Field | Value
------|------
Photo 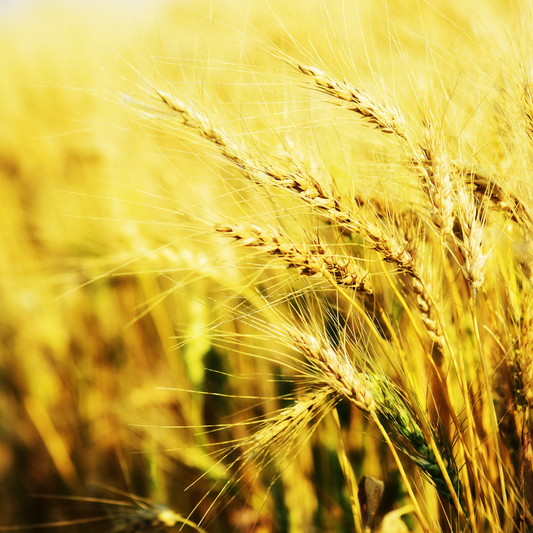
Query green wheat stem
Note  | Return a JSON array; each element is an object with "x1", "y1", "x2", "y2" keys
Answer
[{"x1": 370, "y1": 412, "x2": 430, "y2": 533}]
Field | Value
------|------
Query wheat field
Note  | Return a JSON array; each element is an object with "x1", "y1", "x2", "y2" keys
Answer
[{"x1": 0, "y1": 1, "x2": 532, "y2": 532}]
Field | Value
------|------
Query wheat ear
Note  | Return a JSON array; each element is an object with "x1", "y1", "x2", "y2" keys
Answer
[
  {"x1": 518, "y1": 295, "x2": 533, "y2": 521},
  {"x1": 242, "y1": 387, "x2": 335, "y2": 462},
  {"x1": 296, "y1": 64, "x2": 408, "y2": 140},
  {"x1": 413, "y1": 121, "x2": 456, "y2": 238},
  {"x1": 286, "y1": 326, "x2": 465, "y2": 520},
  {"x1": 293, "y1": 69, "x2": 449, "y2": 362},
  {"x1": 462, "y1": 164, "x2": 533, "y2": 230},
  {"x1": 287, "y1": 328, "x2": 375, "y2": 412},
  {"x1": 367, "y1": 374, "x2": 466, "y2": 516},
  {"x1": 454, "y1": 186, "x2": 489, "y2": 294},
  {"x1": 216, "y1": 222, "x2": 372, "y2": 294},
  {"x1": 524, "y1": 79, "x2": 533, "y2": 141}
]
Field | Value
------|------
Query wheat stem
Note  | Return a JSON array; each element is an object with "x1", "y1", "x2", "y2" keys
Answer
[
  {"x1": 332, "y1": 409, "x2": 364, "y2": 533},
  {"x1": 370, "y1": 413, "x2": 430, "y2": 533}
]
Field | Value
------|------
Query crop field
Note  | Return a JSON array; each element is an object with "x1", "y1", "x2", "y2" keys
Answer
[{"x1": 0, "y1": 1, "x2": 532, "y2": 532}]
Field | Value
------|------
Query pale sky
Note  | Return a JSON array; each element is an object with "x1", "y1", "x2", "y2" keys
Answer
[{"x1": 0, "y1": 0, "x2": 161, "y2": 15}]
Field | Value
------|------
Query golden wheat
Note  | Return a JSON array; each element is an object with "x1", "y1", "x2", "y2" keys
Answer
[{"x1": 5, "y1": 1, "x2": 533, "y2": 532}]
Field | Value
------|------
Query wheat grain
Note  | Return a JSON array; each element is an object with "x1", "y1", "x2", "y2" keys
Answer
[{"x1": 414, "y1": 121, "x2": 456, "y2": 238}]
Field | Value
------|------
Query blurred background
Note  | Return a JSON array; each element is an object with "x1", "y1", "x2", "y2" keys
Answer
[
  {"x1": 0, "y1": 0, "x2": 229, "y2": 529},
  {"x1": 0, "y1": 1, "x2": 340, "y2": 530}
]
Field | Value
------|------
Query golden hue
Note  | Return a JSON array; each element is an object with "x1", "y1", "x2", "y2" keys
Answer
[{"x1": 1, "y1": 1, "x2": 532, "y2": 532}]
